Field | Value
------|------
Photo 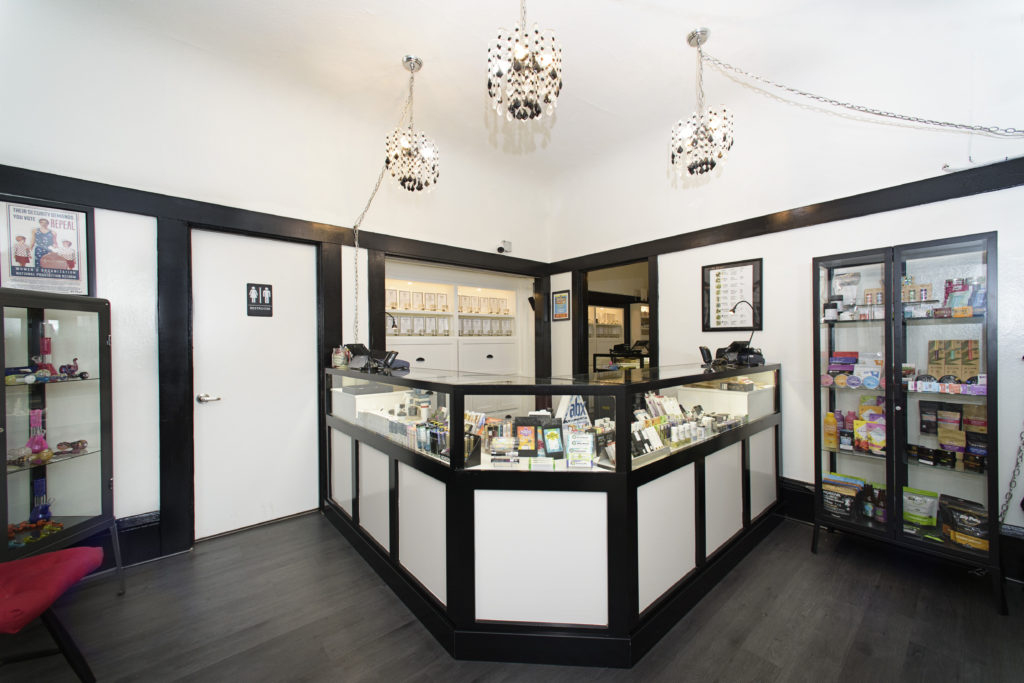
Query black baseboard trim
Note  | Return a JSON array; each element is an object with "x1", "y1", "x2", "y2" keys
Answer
[
  {"x1": 629, "y1": 511, "x2": 783, "y2": 664},
  {"x1": 323, "y1": 496, "x2": 782, "y2": 667},
  {"x1": 73, "y1": 511, "x2": 163, "y2": 570},
  {"x1": 784, "y1": 477, "x2": 1024, "y2": 583}
]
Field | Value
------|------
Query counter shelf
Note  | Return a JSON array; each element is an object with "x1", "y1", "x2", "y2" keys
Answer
[{"x1": 322, "y1": 363, "x2": 781, "y2": 667}]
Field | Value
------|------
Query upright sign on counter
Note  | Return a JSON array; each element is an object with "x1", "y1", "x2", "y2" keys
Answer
[{"x1": 247, "y1": 283, "x2": 273, "y2": 317}]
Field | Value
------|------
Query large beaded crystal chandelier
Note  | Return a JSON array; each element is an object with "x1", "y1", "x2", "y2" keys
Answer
[
  {"x1": 670, "y1": 28, "x2": 734, "y2": 176},
  {"x1": 486, "y1": 0, "x2": 563, "y2": 121},
  {"x1": 385, "y1": 55, "x2": 439, "y2": 192}
]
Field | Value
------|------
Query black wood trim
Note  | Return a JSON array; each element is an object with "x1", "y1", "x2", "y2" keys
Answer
[
  {"x1": 694, "y1": 456, "x2": 707, "y2": 568},
  {"x1": 571, "y1": 270, "x2": 588, "y2": 375},
  {"x1": 319, "y1": 245, "x2": 341, "y2": 508},
  {"x1": 389, "y1": 457, "x2": 400, "y2": 565},
  {"x1": 0, "y1": 164, "x2": 547, "y2": 274},
  {"x1": 647, "y1": 255, "x2": 659, "y2": 367},
  {"x1": 367, "y1": 249, "x2": 386, "y2": 348},
  {"x1": 156, "y1": 218, "x2": 194, "y2": 555},
  {"x1": 629, "y1": 512, "x2": 783, "y2": 664},
  {"x1": 547, "y1": 157, "x2": 1024, "y2": 273},
  {"x1": 446, "y1": 473, "x2": 475, "y2": 628},
  {"x1": 741, "y1": 438, "x2": 751, "y2": 527},
  {"x1": 533, "y1": 276, "x2": 552, "y2": 387},
  {"x1": 351, "y1": 438, "x2": 360, "y2": 525}
]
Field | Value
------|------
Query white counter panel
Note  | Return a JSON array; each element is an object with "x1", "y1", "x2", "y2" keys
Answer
[
  {"x1": 705, "y1": 443, "x2": 743, "y2": 556},
  {"x1": 358, "y1": 443, "x2": 390, "y2": 552},
  {"x1": 637, "y1": 463, "x2": 696, "y2": 612},
  {"x1": 398, "y1": 462, "x2": 447, "y2": 605},
  {"x1": 330, "y1": 429, "x2": 353, "y2": 515},
  {"x1": 749, "y1": 429, "x2": 777, "y2": 520},
  {"x1": 475, "y1": 490, "x2": 607, "y2": 626}
]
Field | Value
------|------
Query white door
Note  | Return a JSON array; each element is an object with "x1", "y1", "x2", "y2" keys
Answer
[{"x1": 191, "y1": 230, "x2": 319, "y2": 539}]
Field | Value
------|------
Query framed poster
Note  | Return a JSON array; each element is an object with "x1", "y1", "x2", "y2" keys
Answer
[
  {"x1": 552, "y1": 289, "x2": 570, "y2": 321},
  {"x1": 0, "y1": 198, "x2": 93, "y2": 295},
  {"x1": 702, "y1": 258, "x2": 762, "y2": 332}
]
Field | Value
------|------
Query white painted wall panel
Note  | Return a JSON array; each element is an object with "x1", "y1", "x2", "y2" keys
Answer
[
  {"x1": 705, "y1": 443, "x2": 744, "y2": 556},
  {"x1": 637, "y1": 464, "x2": 696, "y2": 612},
  {"x1": 358, "y1": 443, "x2": 391, "y2": 552},
  {"x1": 330, "y1": 430, "x2": 353, "y2": 515},
  {"x1": 749, "y1": 429, "x2": 777, "y2": 520},
  {"x1": 398, "y1": 463, "x2": 447, "y2": 605},
  {"x1": 94, "y1": 209, "x2": 161, "y2": 519},
  {"x1": 475, "y1": 489, "x2": 607, "y2": 625}
]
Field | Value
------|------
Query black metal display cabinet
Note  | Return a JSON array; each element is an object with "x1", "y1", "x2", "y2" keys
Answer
[
  {"x1": 2, "y1": 288, "x2": 122, "y2": 575},
  {"x1": 811, "y1": 232, "x2": 1002, "y2": 611}
]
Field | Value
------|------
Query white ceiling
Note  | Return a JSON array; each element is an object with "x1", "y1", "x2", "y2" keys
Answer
[{"x1": 95, "y1": 0, "x2": 1024, "y2": 180}]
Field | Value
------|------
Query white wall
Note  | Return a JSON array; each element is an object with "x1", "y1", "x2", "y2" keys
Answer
[
  {"x1": 94, "y1": 210, "x2": 161, "y2": 518},
  {"x1": 542, "y1": 4, "x2": 1024, "y2": 262},
  {"x1": 550, "y1": 272, "x2": 573, "y2": 377},
  {"x1": 0, "y1": 1, "x2": 552, "y2": 262},
  {"x1": 658, "y1": 186, "x2": 1024, "y2": 528}
]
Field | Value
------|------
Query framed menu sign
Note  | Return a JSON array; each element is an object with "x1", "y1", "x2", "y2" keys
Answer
[{"x1": 702, "y1": 258, "x2": 762, "y2": 332}]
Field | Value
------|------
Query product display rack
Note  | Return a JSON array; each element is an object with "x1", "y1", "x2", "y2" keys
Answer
[
  {"x1": 811, "y1": 232, "x2": 1002, "y2": 612},
  {"x1": 322, "y1": 362, "x2": 782, "y2": 666},
  {"x1": 1, "y1": 288, "x2": 123, "y2": 582}
]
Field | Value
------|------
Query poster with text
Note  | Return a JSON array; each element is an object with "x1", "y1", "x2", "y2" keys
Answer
[
  {"x1": 1, "y1": 201, "x2": 90, "y2": 295},
  {"x1": 701, "y1": 258, "x2": 762, "y2": 332}
]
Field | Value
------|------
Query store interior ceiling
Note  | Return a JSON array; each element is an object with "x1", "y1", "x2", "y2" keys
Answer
[{"x1": 96, "y1": 0, "x2": 1022, "y2": 178}]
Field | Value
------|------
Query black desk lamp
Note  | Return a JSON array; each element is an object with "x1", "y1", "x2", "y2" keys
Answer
[
  {"x1": 713, "y1": 299, "x2": 765, "y2": 366},
  {"x1": 384, "y1": 311, "x2": 399, "y2": 333}
]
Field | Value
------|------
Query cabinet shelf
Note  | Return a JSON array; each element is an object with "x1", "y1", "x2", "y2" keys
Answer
[
  {"x1": 820, "y1": 319, "x2": 885, "y2": 326},
  {"x1": 903, "y1": 315, "x2": 985, "y2": 326},
  {"x1": 6, "y1": 448, "x2": 101, "y2": 475},
  {"x1": 905, "y1": 458, "x2": 985, "y2": 478},
  {"x1": 822, "y1": 447, "x2": 886, "y2": 461},
  {"x1": 386, "y1": 308, "x2": 453, "y2": 316},
  {"x1": 458, "y1": 312, "x2": 514, "y2": 319},
  {"x1": 904, "y1": 390, "x2": 986, "y2": 402},
  {"x1": 5, "y1": 376, "x2": 100, "y2": 390}
]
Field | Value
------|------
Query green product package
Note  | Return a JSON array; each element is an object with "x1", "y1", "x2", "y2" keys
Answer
[{"x1": 902, "y1": 486, "x2": 939, "y2": 536}]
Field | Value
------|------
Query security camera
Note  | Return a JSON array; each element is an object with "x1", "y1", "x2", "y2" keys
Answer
[{"x1": 496, "y1": 240, "x2": 512, "y2": 254}]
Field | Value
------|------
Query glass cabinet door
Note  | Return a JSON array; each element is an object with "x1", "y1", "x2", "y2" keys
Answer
[
  {"x1": 894, "y1": 234, "x2": 994, "y2": 558},
  {"x1": 815, "y1": 252, "x2": 892, "y2": 535},
  {"x1": 4, "y1": 303, "x2": 104, "y2": 552}
]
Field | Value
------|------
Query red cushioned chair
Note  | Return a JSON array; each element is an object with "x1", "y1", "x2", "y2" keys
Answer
[{"x1": 1, "y1": 546, "x2": 103, "y2": 682}]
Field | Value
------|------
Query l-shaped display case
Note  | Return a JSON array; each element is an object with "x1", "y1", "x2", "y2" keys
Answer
[{"x1": 322, "y1": 362, "x2": 781, "y2": 667}]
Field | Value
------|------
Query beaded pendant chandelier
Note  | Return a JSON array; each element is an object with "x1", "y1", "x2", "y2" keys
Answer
[
  {"x1": 670, "y1": 28, "x2": 734, "y2": 176},
  {"x1": 486, "y1": 0, "x2": 563, "y2": 121},
  {"x1": 385, "y1": 55, "x2": 440, "y2": 192}
]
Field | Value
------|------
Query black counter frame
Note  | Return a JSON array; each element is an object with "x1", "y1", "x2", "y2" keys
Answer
[{"x1": 322, "y1": 363, "x2": 782, "y2": 666}]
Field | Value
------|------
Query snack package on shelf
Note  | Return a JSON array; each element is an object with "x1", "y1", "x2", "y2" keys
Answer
[
  {"x1": 902, "y1": 487, "x2": 940, "y2": 538},
  {"x1": 939, "y1": 494, "x2": 989, "y2": 552}
]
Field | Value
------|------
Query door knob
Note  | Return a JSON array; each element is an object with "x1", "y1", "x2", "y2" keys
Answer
[{"x1": 196, "y1": 393, "x2": 222, "y2": 404}]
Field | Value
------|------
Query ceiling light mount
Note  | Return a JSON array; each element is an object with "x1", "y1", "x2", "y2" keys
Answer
[
  {"x1": 402, "y1": 55, "x2": 422, "y2": 73},
  {"x1": 686, "y1": 28, "x2": 709, "y2": 49}
]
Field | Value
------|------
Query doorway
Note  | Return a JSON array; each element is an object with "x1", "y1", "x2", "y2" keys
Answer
[
  {"x1": 191, "y1": 230, "x2": 319, "y2": 539},
  {"x1": 575, "y1": 260, "x2": 653, "y2": 374}
]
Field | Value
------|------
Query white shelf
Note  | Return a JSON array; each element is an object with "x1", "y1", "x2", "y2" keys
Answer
[
  {"x1": 458, "y1": 312, "x2": 514, "y2": 318},
  {"x1": 387, "y1": 308, "x2": 454, "y2": 316}
]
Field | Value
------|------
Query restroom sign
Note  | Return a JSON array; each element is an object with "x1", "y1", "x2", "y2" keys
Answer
[{"x1": 247, "y1": 283, "x2": 273, "y2": 317}]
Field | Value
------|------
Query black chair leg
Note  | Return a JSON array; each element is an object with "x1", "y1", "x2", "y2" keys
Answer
[{"x1": 39, "y1": 608, "x2": 96, "y2": 683}]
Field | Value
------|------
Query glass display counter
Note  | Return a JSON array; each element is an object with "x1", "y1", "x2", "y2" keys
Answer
[{"x1": 323, "y1": 362, "x2": 781, "y2": 667}]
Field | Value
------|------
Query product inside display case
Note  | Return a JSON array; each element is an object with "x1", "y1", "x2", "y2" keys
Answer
[
  {"x1": 5, "y1": 304, "x2": 103, "y2": 551},
  {"x1": 330, "y1": 373, "x2": 453, "y2": 465},
  {"x1": 629, "y1": 370, "x2": 775, "y2": 469},
  {"x1": 897, "y1": 241, "x2": 990, "y2": 554},
  {"x1": 816, "y1": 258, "x2": 890, "y2": 532}
]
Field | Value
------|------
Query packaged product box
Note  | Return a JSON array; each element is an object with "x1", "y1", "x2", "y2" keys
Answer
[
  {"x1": 939, "y1": 494, "x2": 989, "y2": 552},
  {"x1": 962, "y1": 404, "x2": 987, "y2": 433},
  {"x1": 903, "y1": 487, "x2": 939, "y2": 537},
  {"x1": 919, "y1": 400, "x2": 939, "y2": 434},
  {"x1": 823, "y1": 472, "x2": 865, "y2": 520}
]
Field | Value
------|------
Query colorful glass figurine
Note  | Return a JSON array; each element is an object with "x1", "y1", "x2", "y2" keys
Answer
[{"x1": 26, "y1": 409, "x2": 50, "y2": 453}]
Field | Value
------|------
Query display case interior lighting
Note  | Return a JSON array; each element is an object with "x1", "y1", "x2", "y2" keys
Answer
[
  {"x1": 670, "y1": 28, "x2": 735, "y2": 177},
  {"x1": 486, "y1": 0, "x2": 563, "y2": 122}
]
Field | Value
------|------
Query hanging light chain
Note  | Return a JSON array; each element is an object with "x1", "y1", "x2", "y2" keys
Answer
[
  {"x1": 702, "y1": 51, "x2": 1024, "y2": 137},
  {"x1": 408, "y1": 70, "x2": 415, "y2": 131},
  {"x1": 519, "y1": 0, "x2": 527, "y2": 29},
  {"x1": 695, "y1": 41, "x2": 705, "y2": 115}
]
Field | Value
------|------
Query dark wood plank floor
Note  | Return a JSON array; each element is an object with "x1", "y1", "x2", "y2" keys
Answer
[{"x1": 3, "y1": 514, "x2": 1022, "y2": 682}]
